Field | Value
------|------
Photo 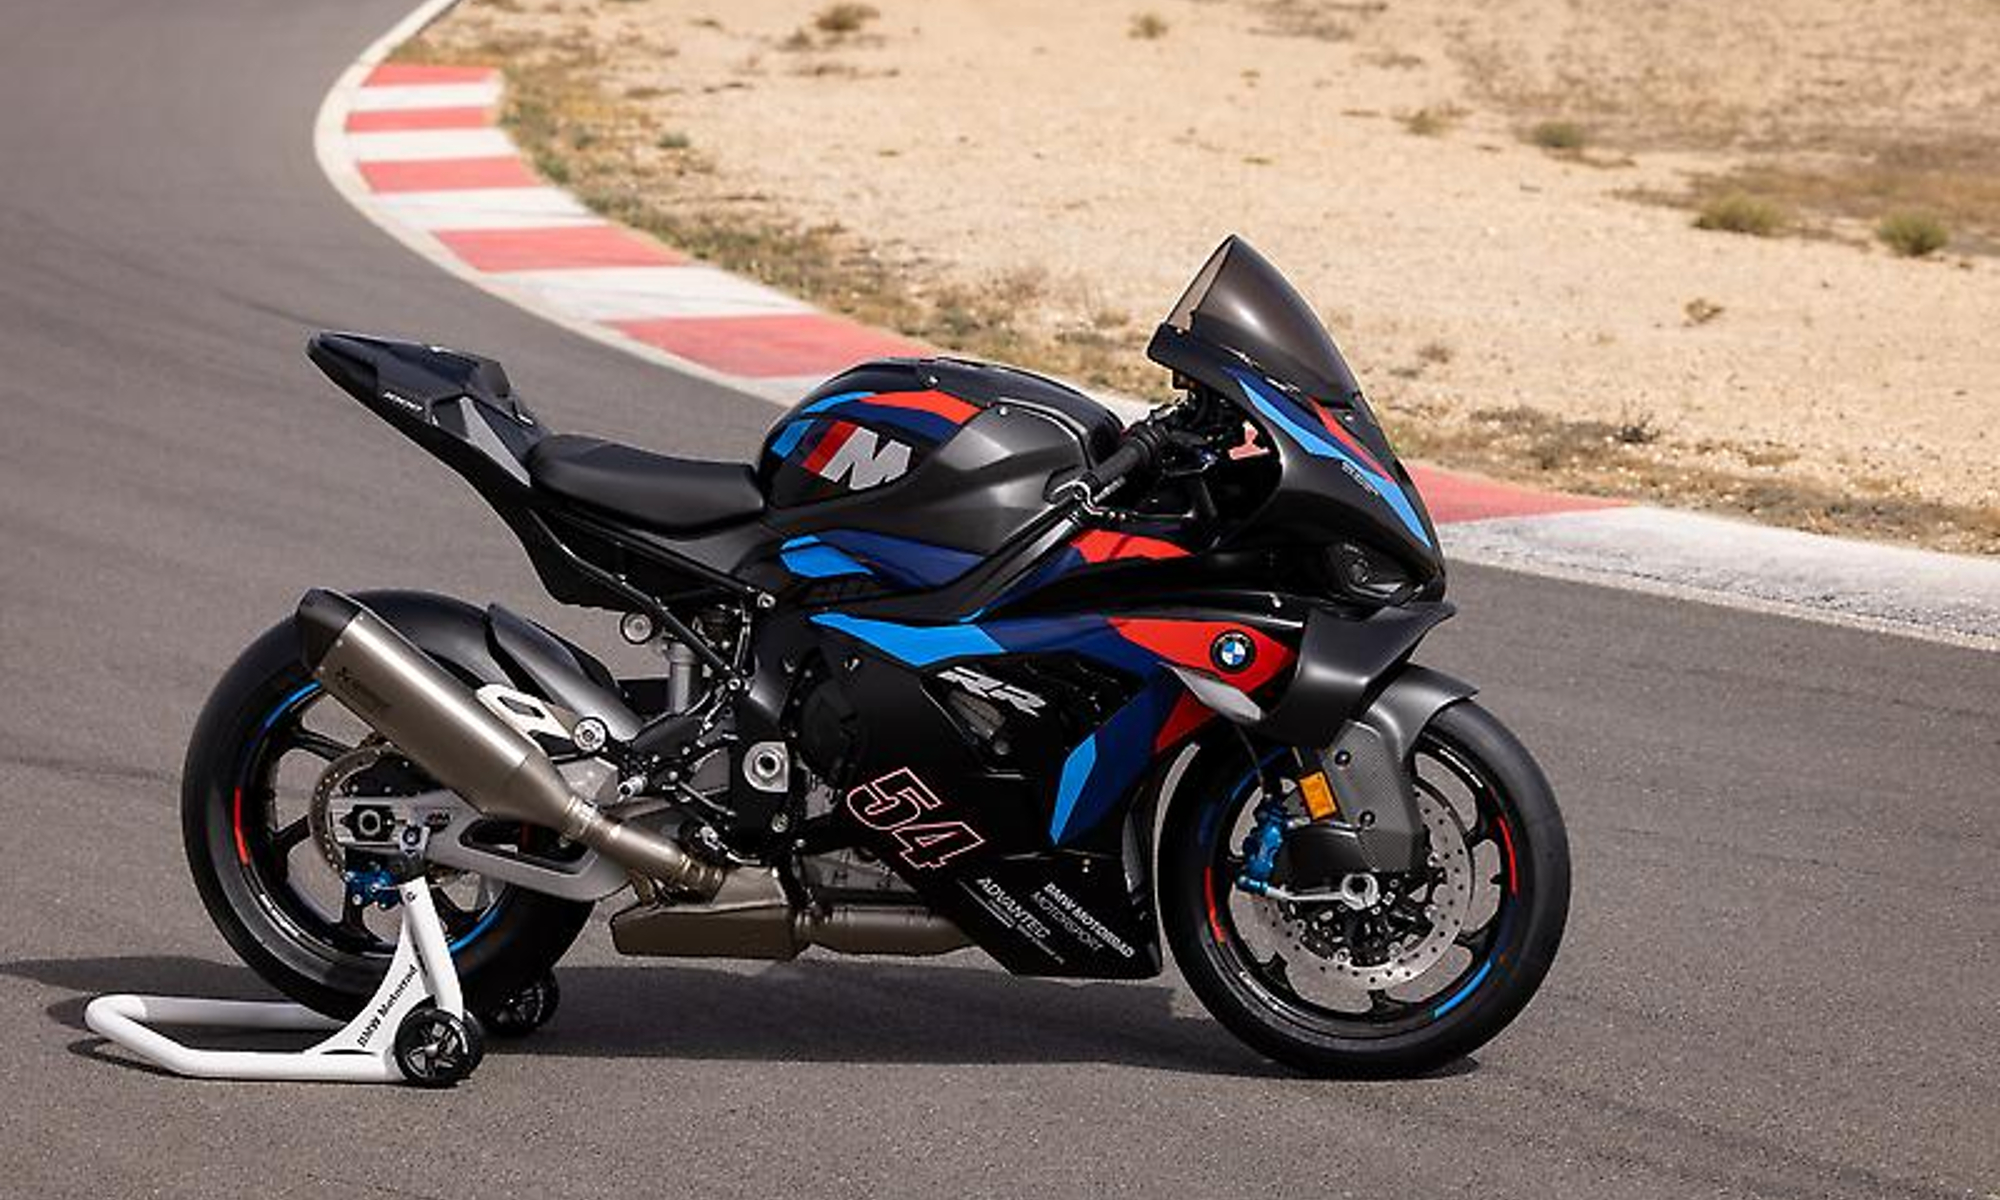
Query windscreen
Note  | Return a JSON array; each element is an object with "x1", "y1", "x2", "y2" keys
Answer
[{"x1": 1163, "y1": 237, "x2": 1362, "y2": 404}]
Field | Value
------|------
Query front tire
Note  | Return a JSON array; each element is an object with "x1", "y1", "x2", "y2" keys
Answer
[
  {"x1": 1161, "y1": 700, "x2": 1569, "y2": 1076},
  {"x1": 182, "y1": 613, "x2": 592, "y2": 1019}
]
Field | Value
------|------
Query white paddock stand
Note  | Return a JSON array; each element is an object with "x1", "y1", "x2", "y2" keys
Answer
[{"x1": 85, "y1": 881, "x2": 481, "y2": 1086}]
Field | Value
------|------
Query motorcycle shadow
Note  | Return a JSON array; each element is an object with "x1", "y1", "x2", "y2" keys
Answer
[
  {"x1": 521, "y1": 958, "x2": 1285, "y2": 1077},
  {"x1": 5, "y1": 954, "x2": 1480, "y2": 1080}
]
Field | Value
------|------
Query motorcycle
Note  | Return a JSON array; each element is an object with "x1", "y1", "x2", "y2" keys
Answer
[{"x1": 183, "y1": 236, "x2": 1569, "y2": 1078}]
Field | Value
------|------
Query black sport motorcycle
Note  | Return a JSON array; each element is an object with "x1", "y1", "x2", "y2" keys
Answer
[{"x1": 184, "y1": 237, "x2": 1569, "y2": 1076}]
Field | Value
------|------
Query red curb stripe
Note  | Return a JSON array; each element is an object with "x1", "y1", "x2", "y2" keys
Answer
[
  {"x1": 611, "y1": 313, "x2": 927, "y2": 378},
  {"x1": 346, "y1": 106, "x2": 493, "y2": 132},
  {"x1": 363, "y1": 63, "x2": 498, "y2": 87},
  {"x1": 1409, "y1": 464, "x2": 1623, "y2": 525},
  {"x1": 433, "y1": 225, "x2": 687, "y2": 272},
  {"x1": 358, "y1": 156, "x2": 539, "y2": 193}
]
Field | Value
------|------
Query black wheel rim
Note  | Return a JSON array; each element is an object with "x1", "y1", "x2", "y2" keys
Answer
[
  {"x1": 1199, "y1": 730, "x2": 1526, "y2": 1041},
  {"x1": 230, "y1": 681, "x2": 510, "y2": 967}
]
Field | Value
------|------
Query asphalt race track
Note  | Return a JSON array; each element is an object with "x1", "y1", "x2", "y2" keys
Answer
[{"x1": 1, "y1": 2, "x2": 1994, "y2": 1197}]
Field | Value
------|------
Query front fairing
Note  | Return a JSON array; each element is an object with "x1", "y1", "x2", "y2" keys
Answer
[{"x1": 1148, "y1": 238, "x2": 1443, "y2": 586}]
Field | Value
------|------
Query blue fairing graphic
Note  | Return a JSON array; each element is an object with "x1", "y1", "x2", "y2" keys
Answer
[
  {"x1": 812, "y1": 614, "x2": 1003, "y2": 666},
  {"x1": 769, "y1": 391, "x2": 964, "y2": 458},
  {"x1": 1047, "y1": 678, "x2": 1180, "y2": 844},
  {"x1": 811, "y1": 612, "x2": 1181, "y2": 844},
  {"x1": 816, "y1": 530, "x2": 981, "y2": 589},
  {"x1": 1230, "y1": 369, "x2": 1432, "y2": 548},
  {"x1": 779, "y1": 536, "x2": 872, "y2": 579},
  {"x1": 769, "y1": 390, "x2": 873, "y2": 458},
  {"x1": 779, "y1": 531, "x2": 982, "y2": 588}
]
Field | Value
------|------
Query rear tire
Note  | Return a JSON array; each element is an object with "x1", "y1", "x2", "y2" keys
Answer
[
  {"x1": 1160, "y1": 700, "x2": 1569, "y2": 1076},
  {"x1": 182, "y1": 614, "x2": 592, "y2": 1019}
]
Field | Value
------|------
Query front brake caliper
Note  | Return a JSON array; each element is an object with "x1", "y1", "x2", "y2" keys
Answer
[{"x1": 1236, "y1": 751, "x2": 1343, "y2": 897}]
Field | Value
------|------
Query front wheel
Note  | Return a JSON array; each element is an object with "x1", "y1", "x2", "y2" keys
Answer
[{"x1": 1160, "y1": 700, "x2": 1569, "y2": 1076}]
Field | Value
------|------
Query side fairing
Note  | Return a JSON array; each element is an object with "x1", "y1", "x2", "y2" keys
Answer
[{"x1": 802, "y1": 607, "x2": 1299, "y2": 977}]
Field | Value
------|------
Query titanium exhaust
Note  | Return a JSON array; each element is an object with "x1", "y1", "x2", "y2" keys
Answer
[
  {"x1": 295, "y1": 589, "x2": 724, "y2": 898},
  {"x1": 608, "y1": 868, "x2": 969, "y2": 959}
]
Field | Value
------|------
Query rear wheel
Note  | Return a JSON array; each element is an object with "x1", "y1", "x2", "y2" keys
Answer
[
  {"x1": 182, "y1": 619, "x2": 592, "y2": 1019},
  {"x1": 1160, "y1": 700, "x2": 1569, "y2": 1076}
]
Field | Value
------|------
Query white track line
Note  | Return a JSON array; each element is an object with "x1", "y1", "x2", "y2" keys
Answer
[
  {"x1": 1447, "y1": 507, "x2": 2000, "y2": 651},
  {"x1": 345, "y1": 128, "x2": 516, "y2": 161},
  {"x1": 367, "y1": 187, "x2": 599, "y2": 230},
  {"x1": 502, "y1": 266, "x2": 811, "y2": 321},
  {"x1": 348, "y1": 81, "x2": 501, "y2": 111}
]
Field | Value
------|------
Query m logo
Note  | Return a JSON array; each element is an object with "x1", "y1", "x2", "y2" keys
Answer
[{"x1": 813, "y1": 425, "x2": 911, "y2": 490}]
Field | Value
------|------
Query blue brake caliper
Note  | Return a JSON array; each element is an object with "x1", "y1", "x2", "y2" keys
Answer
[{"x1": 1236, "y1": 787, "x2": 1289, "y2": 897}]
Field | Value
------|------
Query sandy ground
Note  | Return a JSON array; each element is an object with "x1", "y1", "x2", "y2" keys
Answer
[{"x1": 422, "y1": 0, "x2": 2000, "y2": 542}]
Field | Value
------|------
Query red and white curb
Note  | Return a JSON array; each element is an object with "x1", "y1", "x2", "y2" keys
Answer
[
  {"x1": 315, "y1": 6, "x2": 921, "y2": 405},
  {"x1": 317, "y1": 1, "x2": 2000, "y2": 652}
]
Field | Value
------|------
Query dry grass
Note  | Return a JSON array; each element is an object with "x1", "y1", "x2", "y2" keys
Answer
[
  {"x1": 1877, "y1": 211, "x2": 1950, "y2": 258},
  {"x1": 1692, "y1": 192, "x2": 1786, "y2": 237},
  {"x1": 813, "y1": 3, "x2": 878, "y2": 35},
  {"x1": 1662, "y1": 149, "x2": 1997, "y2": 254},
  {"x1": 1387, "y1": 403, "x2": 2000, "y2": 555},
  {"x1": 1400, "y1": 105, "x2": 1463, "y2": 137},
  {"x1": 1527, "y1": 120, "x2": 1586, "y2": 152},
  {"x1": 1251, "y1": 0, "x2": 1356, "y2": 41}
]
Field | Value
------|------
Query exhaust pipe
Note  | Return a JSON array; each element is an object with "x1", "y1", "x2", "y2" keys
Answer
[
  {"x1": 296, "y1": 589, "x2": 724, "y2": 898},
  {"x1": 609, "y1": 868, "x2": 969, "y2": 960}
]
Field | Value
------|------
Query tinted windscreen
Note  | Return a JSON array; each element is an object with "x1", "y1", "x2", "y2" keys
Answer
[{"x1": 1163, "y1": 236, "x2": 1361, "y2": 403}]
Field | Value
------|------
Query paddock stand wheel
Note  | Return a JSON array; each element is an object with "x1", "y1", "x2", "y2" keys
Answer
[
  {"x1": 84, "y1": 880, "x2": 482, "y2": 1086},
  {"x1": 480, "y1": 971, "x2": 560, "y2": 1039},
  {"x1": 394, "y1": 1004, "x2": 485, "y2": 1087}
]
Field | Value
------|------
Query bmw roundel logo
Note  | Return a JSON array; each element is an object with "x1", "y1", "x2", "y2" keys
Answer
[{"x1": 1210, "y1": 630, "x2": 1256, "y2": 674}]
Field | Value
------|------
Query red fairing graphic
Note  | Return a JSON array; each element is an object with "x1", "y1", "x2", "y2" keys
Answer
[
  {"x1": 1108, "y1": 618, "x2": 1295, "y2": 692},
  {"x1": 1070, "y1": 530, "x2": 1189, "y2": 563},
  {"x1": 862, "y1": 389, "x2": 980, "y2": 425},
  {"x1": 1108, "y1": 618, "x2": 1298, "y2": 753}
]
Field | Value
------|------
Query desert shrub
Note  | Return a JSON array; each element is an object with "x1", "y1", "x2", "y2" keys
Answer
[
  {"x1": 1528, "y1": 120, "x2": 1586, "y2": 152},
  {"x1": 814, "y1": 3, "x2": 879, "y2": 34},
  {"x1": 1876, "y1": 211, "x2": 1949, "y2": 257},
  {"x1": 1130, "y1": 12, "x2": 1169, "y2": 39},
  {"x1": 1693, "y1": 192, "x2": 1786, "y2": 236},
  {"x1": 1401, "y1": 106, "x2": 1460, "y2": 137}
]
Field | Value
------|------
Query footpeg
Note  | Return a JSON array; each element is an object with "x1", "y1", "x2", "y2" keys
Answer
[{"x1": 84, "y1": 882, "x2": 481, "y2": 1086}]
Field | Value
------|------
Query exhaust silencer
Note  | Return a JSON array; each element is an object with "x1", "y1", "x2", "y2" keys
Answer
[{"x1": 296, "y1": 589, "x2": 724, "y2": 898}]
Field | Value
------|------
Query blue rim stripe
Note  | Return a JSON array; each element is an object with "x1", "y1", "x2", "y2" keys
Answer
[
  {"x1": 1430, "y1": 957, "x2": 1494, "y2": 1016},
  {"x1": 260, "y1": 682, "x2": 320, "y2": 732},
  {"x1": 448, "y1": 903, "x2": 504, "y2": 954}
]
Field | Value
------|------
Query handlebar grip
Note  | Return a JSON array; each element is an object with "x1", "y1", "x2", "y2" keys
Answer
[{"x1": 1085, "y1": 438, "x2": 1151, "y2": 496}]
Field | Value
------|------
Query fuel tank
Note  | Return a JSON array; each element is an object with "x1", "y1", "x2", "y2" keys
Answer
[{"x1": 757, "y1": 358, "x2": 1122, "y2": 590}]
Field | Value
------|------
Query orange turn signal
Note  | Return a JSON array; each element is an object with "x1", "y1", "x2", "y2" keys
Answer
[{"x1": 1299, "y1": 770, "x2": 1338, "y2": 821}]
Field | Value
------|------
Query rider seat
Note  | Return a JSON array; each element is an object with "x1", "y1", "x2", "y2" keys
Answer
[{"x1": 526, "y1": 435, "x2": 766, "y2": 535}]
